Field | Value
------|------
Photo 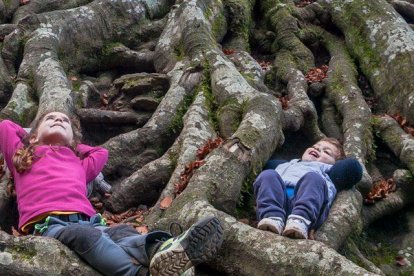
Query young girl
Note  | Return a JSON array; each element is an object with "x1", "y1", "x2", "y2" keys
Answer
[
  {"x1": 0, "y1": 111, "x2": 223, "y2": 276},
  {"x1": 254, "y1": 138, "x2": 363, "y2": 239}
]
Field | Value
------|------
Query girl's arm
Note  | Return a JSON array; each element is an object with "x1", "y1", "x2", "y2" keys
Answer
[
  {"x1": 0, "y1": 120, "x2": 26, "y2": 168},
  {"x1": 76, "y1": 144, "x2": 109, "y2": 183},
  {"x1": 328, "y1": 158, "x2": 363, "y2": 191}
]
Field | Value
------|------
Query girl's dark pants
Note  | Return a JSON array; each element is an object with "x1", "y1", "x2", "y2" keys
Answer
[
  {"x1": 253, "y1": 170, "x2": 330, "y2": 229},
  {"x1": 36, "y1": 215, "x2": 171, "y2": 276}
]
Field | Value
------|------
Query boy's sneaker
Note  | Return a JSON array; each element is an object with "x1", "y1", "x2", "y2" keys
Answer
[
  {"x1": 282, "y1": 214, "x2": 311, "y2": 239},
  {"x1": 149, "y1": 216, "x2": 223, "y2": 276},
  {"x1": 257, "y1": 217, "x2": 284, "y2": 235}
]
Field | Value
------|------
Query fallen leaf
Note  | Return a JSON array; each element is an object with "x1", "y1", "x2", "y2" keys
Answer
[
  {"x1": 223, "y1": 48, "x2": 235, "y2": 55},
  {"x1": 278, "y1": 95, "x2": 289, "y2": 110},
  {"x1": 175, "y1": 138, "x2": 223, "y2": 195},
  {"x1": 364, "y1": 178, "x2": 396, "y2": 205},
  {"x1": 396, "y1": 256, "x2": 409, "y2": 266},
  {"x1": 160, "y1": 196, "x2": 173, "y2": 210},
  {"x1": 12, "y1": 227, "x2": 21, "y2": 237},
  {"x1": 70, "y1": 76, "x2": 78, "y2": 81},
  {"x1": 100, "y1": 93, "x2": 109, "y2": 107},
  {"x1": 309, "y1": 229, "x2": 316, "y2": 240},
  {"x1": 136, "y1": 225, "x2": 149, "y2": 234},
  {"x1": 20, "y1": 0, "x2": 30, "y2": 5},
  {"x1": 238, "y1": 218, "x2": 250, "y2": 225},
  {"x1": 305, "y1": 65, "x2": 329, "y2": 84},
  {"x1": 295, "y1": 0, "x2": 316, "y2": 7}
]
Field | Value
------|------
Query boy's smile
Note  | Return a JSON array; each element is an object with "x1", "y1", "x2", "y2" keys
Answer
[{"x1": 302, "y1": 141, "x2": 340, "y2": 164}]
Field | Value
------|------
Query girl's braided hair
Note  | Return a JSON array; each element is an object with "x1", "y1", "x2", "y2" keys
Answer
[{"x1": 12, "y1": 112, "x2": 82, "y2": 173}]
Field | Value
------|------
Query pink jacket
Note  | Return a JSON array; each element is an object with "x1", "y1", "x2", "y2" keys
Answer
[{"x1": 0, "y1": 120, "x2": 108, "y2": 230}]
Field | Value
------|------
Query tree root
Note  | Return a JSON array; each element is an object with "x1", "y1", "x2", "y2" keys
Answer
[
  {"x1": 323, "y1": 0, "x2": 414, "y2": 123},
  {"x1": 343, "y1": 239, "x2": 386, "y2": 275},
  {"x1": 320, "y1": 97, "x2": 343, "y2": 141},
  {"x1": 77, "y1": 108, "x2": 151, "y2": 126},
  {"x1": 101, "y1": 44, "x2": 155, "y2": 73},
  {"x1": 317, "y1": 189, "x2": 363, "y2": 250},
  {"x1": 388, "y1": 0, "x2": 414, "y2": 23},
  {"x1": 12, "y1": 0, "x2": 94, "y2": 24},
  {"x1": 103, "y1": 62, "x2": 198, "y2": 176},
  {"x1": 221, "y1": 0, "x2": 253, "y2": 51},
  {"x1": 318, "y1": 28, "x2": 373, "y2": 194},
  {"x1": 148, "y1": 199, "x2": 375, "y2": 275},
  {"x1": 362, "y1": 169, "x2": 414, "y2": 227},
  {"x1": 0, "y1": 230, "x2": 100, "y2": 275},
  {"x1": 111, "y1": 89, "x2": 216, "y2": 213},
  {"x1": 372, "y1": 115, "x2": 414, "y2": 173},
  {"x1": 260, "y1": 0, "x2": 323, "y2": 140}
]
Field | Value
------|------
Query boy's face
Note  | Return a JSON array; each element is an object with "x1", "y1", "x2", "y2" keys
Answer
[
  {"x1": 301, "y1": 141, "x2": 340, "y2": 165},
  {"x1": 32, "y1": 112, "x2": 74, "y2": 146}
]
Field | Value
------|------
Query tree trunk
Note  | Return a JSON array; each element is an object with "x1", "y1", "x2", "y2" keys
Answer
[{"x1": 0, "y1": 0, "x2": 413, "y2": 274}]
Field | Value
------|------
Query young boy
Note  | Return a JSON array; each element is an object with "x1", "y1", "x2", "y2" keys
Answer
[{"x1": 253, "y1": 138, "x2": 362, "y2": 239}]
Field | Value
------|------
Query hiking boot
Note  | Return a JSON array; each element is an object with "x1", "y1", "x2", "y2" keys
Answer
[
  {"x1": 257, "y1": 217, "x2": 284, "y2": 235},
  {"x1": 149, "y1": 216, "x2": 223, "y2": 276},
  {"x1": 282, "y1": 214, "x2": 310, "y2": 239}
]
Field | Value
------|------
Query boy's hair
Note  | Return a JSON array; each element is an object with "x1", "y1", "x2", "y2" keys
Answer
[
  {"x1": 12, "y1": 111, "x2": 82, "y2": 173},
  {"x1": 319, "y1": 137, "x2": 345, "y2": 160}
]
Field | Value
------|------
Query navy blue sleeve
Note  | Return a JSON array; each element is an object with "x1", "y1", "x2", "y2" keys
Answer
[
  {"x1": 263, "y1": 160, "x2": 288, "y2": 170},
  {"x1": 329, "y1": 158, "x2": 363, "y2": 190}
]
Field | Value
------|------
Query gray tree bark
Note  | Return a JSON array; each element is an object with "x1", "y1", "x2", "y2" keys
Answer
[{"x1": 0, "y1": 0, "x2": 413, "y2": 274}]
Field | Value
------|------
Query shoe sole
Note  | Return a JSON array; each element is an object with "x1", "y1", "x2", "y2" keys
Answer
[
  {"x1": 150, "y1": 217, "x2": 223, "y2": 275},
  {"x1": 282, "y1": 228, "x2": 307, "y2": 239},
  {"x1": 257, "y1": 218, "x2": 283, "y2": 235}
]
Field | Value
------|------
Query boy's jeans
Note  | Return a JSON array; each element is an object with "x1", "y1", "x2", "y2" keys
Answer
[
  {"x1": 35, "y1": 214, "x2": 171, "y2": 276},
  {"x1": 253, "y1": 170, "x2": 330, "y2": 229}
]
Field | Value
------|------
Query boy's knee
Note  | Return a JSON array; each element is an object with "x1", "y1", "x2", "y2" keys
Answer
[
  {"x1": 254, "y1": 170, "x2": 279, "y2": 186},
  {"x1": 300, "y1": 172, "x2": 326, "y2": 188},
  {"x1": 55, "y1": 224, "x2": 102, "y2": 253}
]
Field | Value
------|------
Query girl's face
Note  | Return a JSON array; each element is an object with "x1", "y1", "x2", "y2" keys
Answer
[
  {"x1": 32, "y1": 112, "x2": 74, "y2": 146},
  {"x1": 301, "y1": 141, "x2": 340, "y2": 165}
]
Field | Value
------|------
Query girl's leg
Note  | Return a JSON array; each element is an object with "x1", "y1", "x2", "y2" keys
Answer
[
  {"x1": 43, "y1": 222, "x2": 141, "y2": 276},
  {"x1": 253, "y1": 170, "x2": 287, "y2": 220},
  {"x1": 103, "y1": 224, "x2": 172, "y2": 266},
  {"x1": 289, "y1": 172, "x2": 329, "y2": 229}
]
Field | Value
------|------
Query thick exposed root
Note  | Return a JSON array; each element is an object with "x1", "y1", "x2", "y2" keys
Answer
[
  {"x1": 0, "y1": 231, "x2": 99, "y2": 275},
  {"x1": 317, "y1": 189, "x2": 363, "y2": 250},
  {"x1": 323, "y1": 0, "x2": 414, "y2": 122},
  {"x1": 149, "y1": 200, "x2": 375, "y2": 275},
  {"x1": 362, "y1": 169, "x2": 414, "y2": 227},
  {"x1": 103, "y1": 62, "x2": 197, "y2": 176},
  {"x1": 12, "y1": 0, "x2": 94, "y2": 24},
  {"x1": 372, "y1": 115, "x2": 414, "y2": 173}
]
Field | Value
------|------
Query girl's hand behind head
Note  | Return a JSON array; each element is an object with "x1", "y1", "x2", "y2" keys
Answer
[{"x1": 31, "y1": 112, "x2": 74, "y2": 146}]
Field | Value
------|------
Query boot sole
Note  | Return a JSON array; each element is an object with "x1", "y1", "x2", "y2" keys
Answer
[
  {"x1": 150, "y1": 217, "x2": 223, "y2": 275},
  {"x1": 282, "y1": 228, "x2": 307, "y2": 239}
]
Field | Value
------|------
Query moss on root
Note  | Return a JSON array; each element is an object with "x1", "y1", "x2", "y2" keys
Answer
[{"x1": 168, "y1": 92, "x2": 196, "y2": 136}]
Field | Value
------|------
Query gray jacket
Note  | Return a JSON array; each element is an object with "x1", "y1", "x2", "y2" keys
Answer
[{"x1": 275, "y1": 159, "x2": 336, "y2": 205}]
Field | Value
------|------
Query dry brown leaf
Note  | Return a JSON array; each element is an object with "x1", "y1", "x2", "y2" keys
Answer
[
  {"x1": 223, "y1": 48, "x2": 235, "y2": 55},
  {"x1": 12, "y1": 227, "x2": 21, "y2": 237},
  {"x1": 160, "y1": 196, "x2": 173, "y2": 210},
  {"x1": 364, "y1": 178, "x2": 396, "y2": 205},
  {"x1": 295, "y1": 0, "x2": 316, "y2": 7},
  {"x1": 396, "y1": 256, "x2": 409, "y2": 266},
  {"x1": 238, "y1": 218, "x2": 250, "y2": 225},
  {"x1": 136, "y1": 225, "x2": 149, "y2": 234},
  {"x1": 309, "y1": 229, "x2": 316, "y2": 240}
]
